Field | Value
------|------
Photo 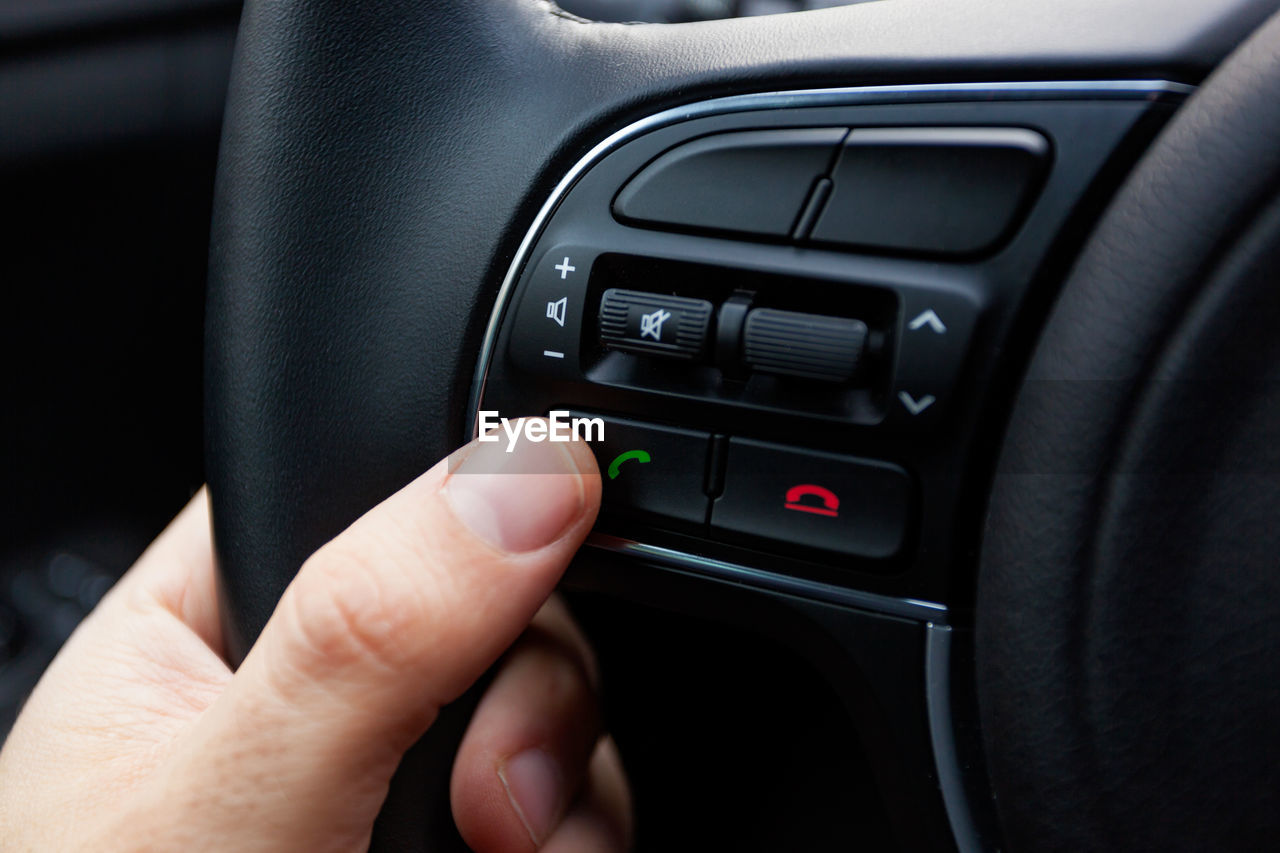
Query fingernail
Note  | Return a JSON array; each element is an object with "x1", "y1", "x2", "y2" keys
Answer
[
  {"x1": 444, "y1": 424, "x2": 587, "y2": 552},
  {"x1": 499, "y1": 747, "x2": 564, "y2": 846}
]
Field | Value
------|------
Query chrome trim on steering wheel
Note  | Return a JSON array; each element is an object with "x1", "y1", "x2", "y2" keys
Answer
[{"x1": 587, "y1": 533, "x2": 948, "y2": 621}]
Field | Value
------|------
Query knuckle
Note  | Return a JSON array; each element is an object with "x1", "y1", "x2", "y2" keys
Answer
[
  {"x1": 511, "y1": 637, "x2": 601, "y2": 732},
  {"x1": 538, "y1": 644, "x2": 590, "y2": 706},
  {"x1": 285, "y1": 547, "x2": 435, "y2": 673}
]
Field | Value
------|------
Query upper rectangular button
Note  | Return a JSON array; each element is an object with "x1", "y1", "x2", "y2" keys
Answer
[
  {"x1": 711, "y1": 438, "x2": 911, "y2": 559},
  {"x1": 572, "y1": 413, "x2": 711, "y2": 524},
  {"x1": 810, "y1": 127, "x2": 1049, "y2": 256},
  {"x1": 613, "y1": 128, "x2": 846, "y2": 238}
]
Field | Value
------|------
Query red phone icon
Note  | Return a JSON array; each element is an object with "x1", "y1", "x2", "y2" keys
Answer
[{"x1": 784, "y1": 484, "x2": 840, "y2": 517}]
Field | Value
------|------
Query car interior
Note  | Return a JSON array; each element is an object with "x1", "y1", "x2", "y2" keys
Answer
[{"x1": 4, "y1": 0, "x2": 1279, "y2": 850}]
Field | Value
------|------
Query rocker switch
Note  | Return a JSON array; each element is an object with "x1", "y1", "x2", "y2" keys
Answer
[{"x1": 598, "y1": 288, "x2": 713, "y2": 361}]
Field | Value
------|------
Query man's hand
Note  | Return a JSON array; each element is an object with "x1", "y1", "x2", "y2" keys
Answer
[{"x1": 0, "y1": 424, "x2": 630, "y2": 852}]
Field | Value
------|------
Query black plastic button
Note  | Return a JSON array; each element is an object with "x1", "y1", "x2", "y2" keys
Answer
[
  {"x1": 572, "y1": 413, "x2": 711, "y2": 524},
  {"x1": 508, "y1": 245, "x2": 596, "y2": 378},
  {"x1": 888, "y1": 285, "x2": 982, "y2": 425},
  {"x1": 742, "y1": 308, "x2": 867, "y2": 382},
  {"x1": 599, "y1": 289, "x2": 713, "y2": 360},
  {"x1": 711, "y1": 439, "x2": 911, "y2": 559},
  {"x1": 613, "y1": 128, "x2": 846, "y2": 238},
  {"x1": 810, "y1": 127, "x2": 1049, "y2": 255}
]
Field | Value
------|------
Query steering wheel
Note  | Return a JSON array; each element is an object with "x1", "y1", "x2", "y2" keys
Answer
[{"x1": 205, "y1": 1, "x2": 1280, "y2": 850}]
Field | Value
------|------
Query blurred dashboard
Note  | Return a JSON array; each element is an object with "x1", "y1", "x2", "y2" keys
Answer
[
  {"x1": 0, "y1": 0, "x2": 238, "y2": 164},
  {"x1": 0, "y1": 0, "x2": 239, "y2": 730}
]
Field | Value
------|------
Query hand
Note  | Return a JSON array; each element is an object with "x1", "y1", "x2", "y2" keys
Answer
[{"x1": 0, "y1": 426, "x2": 631, "y2": 851}]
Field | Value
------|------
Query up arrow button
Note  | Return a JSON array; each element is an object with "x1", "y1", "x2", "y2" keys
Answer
[{"x1": 908, "y1": 309, "x2": 946, "y2": 334}]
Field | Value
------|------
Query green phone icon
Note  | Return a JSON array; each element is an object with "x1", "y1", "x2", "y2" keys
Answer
[{"x1": 607, "y1": 449, "x2": 651, "y2": 480}]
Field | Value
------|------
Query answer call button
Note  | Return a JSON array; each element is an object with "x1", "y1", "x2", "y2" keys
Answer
[{"x1": 569, "y1": 413, "x2": 711, "y2": 524}]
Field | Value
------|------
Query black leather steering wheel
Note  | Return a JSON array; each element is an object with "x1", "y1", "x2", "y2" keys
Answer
[{"x1": 206, "y1": 1, "x2": 1280, "y2": 850}]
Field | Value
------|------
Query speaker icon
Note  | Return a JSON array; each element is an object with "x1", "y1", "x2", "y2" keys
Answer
[{"x1": 546, "y1": 297, "x2": 567, "y2": 327}]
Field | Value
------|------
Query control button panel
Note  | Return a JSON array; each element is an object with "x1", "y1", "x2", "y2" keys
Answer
[
  {"x1": 613, "y1": 128, "x2": 846, "y2": 239},
  {"x1": 507, "y1": 245, "x2": 597, "y2": 378},
  {"x1": 579, "y1": 253, "x2": 899, "y2": 424},
  {"x1": 509, "y1": 250, "x2": 981, "y2": 427},
  {"x1": 599, "y1": 289, "x2": 714, "y2": 360},
  {"x1": 572, "y1": 413, "x2": 712, "y2": 524},
  {"x1": 711, "y1": 438, "x2": 912, "y2": 559},
  {"x1": 479, "y1": 94, "x2": 1171, "y2": 594}
]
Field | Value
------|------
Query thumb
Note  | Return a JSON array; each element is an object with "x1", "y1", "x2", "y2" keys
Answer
[{"x1": 155, "y1": 424, "x2": 600, "y2": 851}]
